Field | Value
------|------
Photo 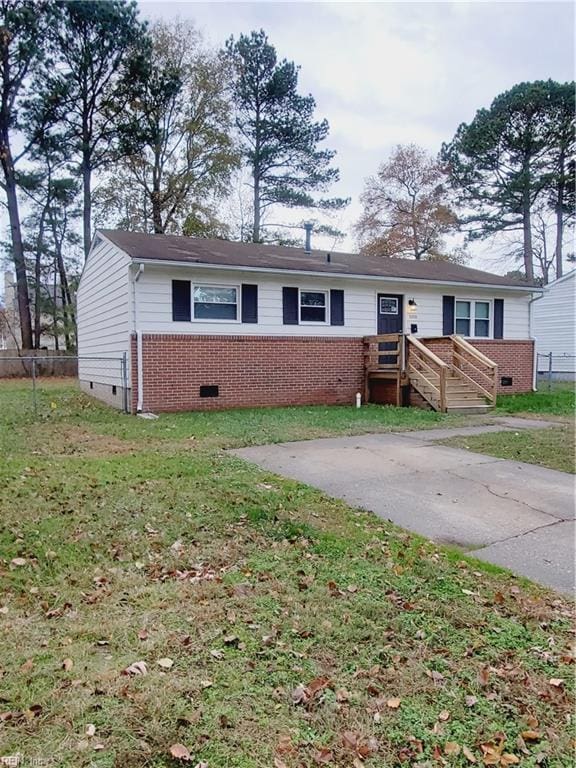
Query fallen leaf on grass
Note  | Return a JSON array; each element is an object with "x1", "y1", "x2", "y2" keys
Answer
[
  {"x1": 10, "y1": 557, "x2": 27, "y2": 567},
  {"x1": 445, "y1": 742, "x2": 461, "y2": 756},
  {"x1": 521, "y1": 730, "x2": 541, "y2": 741},
  {"x1": 438, "y1": 709, "x2": 450, "y2": 721},
  {"x1": 462, "y1": 746, "x2": 477, "y2": 763},
  {"x1": 62, "y1": 658, "x2": 74, "y2": 671},
  {"x1": 313, "y1": 747, "x2": 333, "y2": 764},
  {"x1": 138, "y1": 629, "x2": 149, "y2": 641},
  {"x1": 200, "y1": 680, "x2": 213, "y2": 689},
  {"x1": 465, "y1": 695, "x2": 478, "y2": 707},
  {"x1": 158, "y1": 657, "x2": 174, "y2": 670},
  {"x1": 20, "y1": 659, "x2": 33, "y2": 673},
  {"x1": 549, "y1": 678, "x2": 564, "y2": 688},
  {"x1": 123, "y1": 660, "x2": 147, "y2": 676},
  {"x1": 169, "y1": 743, "x2": 192, "y2": 761},
  {"x1": 85, "y1": 724, "x2": 96, "y2": 737},
  {"x1": 386, "y1": 697, "x2": 401, "y2": 709}
]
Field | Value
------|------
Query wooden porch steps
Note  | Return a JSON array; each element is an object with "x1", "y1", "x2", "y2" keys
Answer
[{"x1": 364, "y1": 333, "x2": 498, "y2": 414}]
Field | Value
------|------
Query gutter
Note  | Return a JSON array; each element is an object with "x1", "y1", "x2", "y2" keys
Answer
[
  {"x1": 131, "y1": 263, "x2": 145, "y2": 411},
  {"x1": 528, "y1": 291, "x2": 543, "y2": 391},
  {"x1": 118, "y1": 256, "x2": 543, "y2": 294}
]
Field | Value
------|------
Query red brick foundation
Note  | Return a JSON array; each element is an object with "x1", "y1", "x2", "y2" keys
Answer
[
  {"x1": 131, "y1": 334, "x2": 365, "y2": 413},
  {"x1": 421, "y1": 338, "x2": 534, "y2": 394}
]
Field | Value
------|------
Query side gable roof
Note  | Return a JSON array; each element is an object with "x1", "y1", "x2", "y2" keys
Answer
[{"x1": 99, "y1": 229, "x2": 539, "y2": 290}]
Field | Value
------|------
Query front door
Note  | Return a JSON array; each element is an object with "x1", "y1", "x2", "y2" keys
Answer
[{"x1": 377, "y1": 293, "x2": 403, "y2": 365}]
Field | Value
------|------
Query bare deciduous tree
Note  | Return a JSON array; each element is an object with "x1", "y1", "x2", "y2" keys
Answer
[{"x1": 355, "y1": 144, "x2": 458, "y2": 260}]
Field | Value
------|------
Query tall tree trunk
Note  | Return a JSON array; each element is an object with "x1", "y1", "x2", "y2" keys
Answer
[
  {"x1": 521, "y1": 159, "x2": 534, "y2": 282},
  {"x1": 0, "y1": 142, "x2": 33, "y2": 349},
  {"x1": 151, "y1": 188, "x2": 163, "y2": 233},
  {"x1": 252, "y1": 171, "x2": 260, "y2": 242},
  {"x1": 554, "y1": 147, "x2": 565, "y2": 280},
  {"x1": 50, "y1": 215, "x2": 76, "y2": 352},
  {"x1": 82, "y1": 159, "x2": 92, "y2": 259}
]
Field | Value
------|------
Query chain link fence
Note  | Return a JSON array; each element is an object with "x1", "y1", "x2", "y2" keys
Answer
[
  {"x1": 0, "y1": 354, "x2": 129, "y2": 417},
  {"x1": 536, "y1": 352, "x2": 576, "y2": 389}
]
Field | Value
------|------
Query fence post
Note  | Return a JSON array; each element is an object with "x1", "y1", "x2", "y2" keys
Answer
[
  {"x1": 121, "y1": 352, "x2": 128, "y2": 413},
  {"x1": 31, "y1": 358, "x2": 38, "y2": 417},
  {"x1": 548, "y1": 352, "x2": 553, "y2": 391}
]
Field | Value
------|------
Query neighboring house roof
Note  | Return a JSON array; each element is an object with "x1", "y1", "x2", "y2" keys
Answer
[{"x1": 99, "y1": 229, "x2": 539, "y2": 290}]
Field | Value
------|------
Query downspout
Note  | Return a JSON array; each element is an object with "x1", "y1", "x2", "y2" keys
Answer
[
  {"x1": 528, "y1": 291, "x2": 542, "y2": 391},
  {"x1": 132, "y1": 263, "x2": 145, "y2": 411}
]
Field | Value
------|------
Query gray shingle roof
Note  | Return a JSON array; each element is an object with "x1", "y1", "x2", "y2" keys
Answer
[{"x1": 100, "y1": 230, "x2": 537, "y2": 289}]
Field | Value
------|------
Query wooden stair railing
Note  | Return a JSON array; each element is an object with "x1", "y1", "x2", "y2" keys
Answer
[
  {"x1": 406, "y1": 336, "x2": 449, "y2": 412},
  {"x1": 450, "y1": 335, "x2": 498, "y2": 405}
]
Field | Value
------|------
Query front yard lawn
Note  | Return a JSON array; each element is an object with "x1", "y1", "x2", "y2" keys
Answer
[
  {"x1": 0, "y1": 381, "x2": 574, "y2": 767},
  {"x1": 496, "y1": 382, "x2": 575, "y2": 418},
  {"x1": 441, "y1": 384, "x2": 575, "y2": 473},
  {"x1": 440, "y1": 424, "x2": 575, "y2": 474}
]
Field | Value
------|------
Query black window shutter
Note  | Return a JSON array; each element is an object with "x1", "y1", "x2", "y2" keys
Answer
[
  {"x1": 330, "y1": 289, "x2": 344, "y2": 326},
  {"x1": 172, "y1": 280, "x2": 191, "y2": 321},
  {"x1": 494, "y1": 299, "x2": 504, "y2": 339},
  {"x1": 241, "y1": 284, "x2": 258, "y2": 323},
  {"x1": 282, "y1": 287, "x2": 299, "y2": 325},
  {"x1": 442, "y1": 295, "x2": 455, "y2": 335}
]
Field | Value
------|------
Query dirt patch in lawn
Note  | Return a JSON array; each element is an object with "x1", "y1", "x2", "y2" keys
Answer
[{"x1": 27, "y1": 423, "x2": 139, "y2": 457}]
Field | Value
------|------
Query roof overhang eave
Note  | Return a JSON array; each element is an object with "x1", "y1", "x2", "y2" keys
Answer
[{"x1": 123, "y1": 255, "x2": 542, "y2": 293}]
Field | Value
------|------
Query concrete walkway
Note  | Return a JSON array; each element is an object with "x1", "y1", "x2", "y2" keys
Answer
[{"x1": 233, "y1": 419, "x2": 575, "y2": 594}]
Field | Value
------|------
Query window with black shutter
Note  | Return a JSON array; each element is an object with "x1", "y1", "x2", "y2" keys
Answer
[
  {"x1": 282, "y1": 287, "x2": 299, "y2": 325},
  {"x1": 330, "y1": 289, "x2": 345, "y2": 326},
  {"x1": 241, "y1": 284, "x2": 258, "y2": 323},
  {"x1": 172, "y1": 280, "x2": 191, "y2": 321}
]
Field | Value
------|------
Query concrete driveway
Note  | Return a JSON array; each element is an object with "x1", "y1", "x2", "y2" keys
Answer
[{"x1": 233, "y1": 421, "x2": 575, "y2": 594}]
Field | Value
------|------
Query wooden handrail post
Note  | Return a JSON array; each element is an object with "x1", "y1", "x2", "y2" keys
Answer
[{"x1": 439, "y1": 366, "x2": 447, "y2": 412}]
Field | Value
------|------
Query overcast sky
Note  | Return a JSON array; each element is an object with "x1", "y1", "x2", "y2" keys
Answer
[{"x1": 141, "y1": 0, "x2": 575, "y2": 265}]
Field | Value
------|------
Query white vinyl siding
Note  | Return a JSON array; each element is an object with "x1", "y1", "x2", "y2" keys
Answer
[
  {"x1": 76, "y1": 238, "x2": 131, "y2": 387},
  {"x1": 134, "y1": 265, "x2": 533, "y2": 339},
  {"x1": 531, "y1": 271, "x2": 575, "y2": 371}
]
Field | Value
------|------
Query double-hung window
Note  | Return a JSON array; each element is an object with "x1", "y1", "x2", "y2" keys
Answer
[
  {"x1": 299, "y1": 290, "x2": 328, "y2": 323},
  {"x1": 193, "y1": 285, "x2": 238, "y2": 321},
  {"x1": 455, "y1": 300, "x2": 490, "y2": 338}
]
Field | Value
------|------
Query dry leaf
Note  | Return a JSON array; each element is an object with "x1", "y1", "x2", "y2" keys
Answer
[
  {"x1": 521, "y1": 730, "x2": 541, "y2": 741},
  {"x1": 438, "y1": 709, "x2": 450, "y2": 721},
  {"x1": 500, "y1": 754, "x2": 520, "y2": 766},
  {"x1": 465, "y1": 695, "x2": 478, "y2": 707},
  {"x1": 274, "y1": 759, "x2": 288, "y2": 768},
  {"x1": 20, "y1": 659, "x2": 34, "y2": 673},
  {"x1": 386, "y1": 697, "x2": 401, "y2": 709},
  {"x1": 335, "y1": 688, "x2": 350, "y2": 702},
  {"x1": 462, "y1": 745, "x2": 477, "y2": 763},
  {"x1": 313, "y1": 747, "x2": 333, "y2": 764},
  {"x1": 549, "y1": 678, "x2": 564, "y2": 688},
  {"x1": 291, "y1": 683, "x2": 308, "y2": 705},
  {"x1": 200, "y1": 679, "x2": 213, "y2": 689},
  {"x1": 62, "y1": 658, "x2": 74, "y2": 671},
  {"x1": 210, "y1": 650, "x2": 223, "y2": 660},
  {"x1": 11, "y1": 557, "x2": 27, "y2": 567},
  {"x1": 157, "y1": 657, "x2": 174, "y2": 670},
  {"x1": 169, "y1": 743, "x2": 192, "y2": 761},
  {"x1": 138, "y1": 629, "x2": 149, "y2": 641},
  {"x1": 444, "y1": 742, "x2": 461, "y2": 756},
  {"x1": 85, "y1": 724, "x2": 96, "y2": 737},
  {"x1": 123, "y1": 660, "x2": 148, "y2": 676}
]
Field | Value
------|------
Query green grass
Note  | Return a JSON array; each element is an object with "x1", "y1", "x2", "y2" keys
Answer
[
  {"x1": 440, "y1": 424, "x2": 575, "y2": 473},
  {"x1": 441, "y1": 383, "x2": 575, "y2": 473},
  {"x1": 496, "y1": 382, "x2": 575, "y2": 417},
  {"x1": 0, "y1": 380, "x2": 574, "y2": 767}
]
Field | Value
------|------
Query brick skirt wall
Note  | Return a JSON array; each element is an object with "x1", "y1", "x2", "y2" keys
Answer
[
  {"x1": 131, "y1": 334, "x2": 365, "y2": 413},
  {"x1": 421, "y1": 338, "x2": 534, "y2": 394}
]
